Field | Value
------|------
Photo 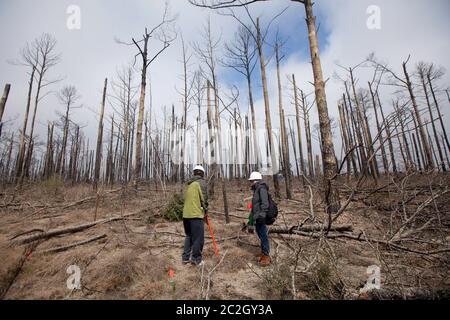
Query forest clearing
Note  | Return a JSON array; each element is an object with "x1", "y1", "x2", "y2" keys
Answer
[{"x1": 0, "y1": 0, "x2": 449, "y2": 301}]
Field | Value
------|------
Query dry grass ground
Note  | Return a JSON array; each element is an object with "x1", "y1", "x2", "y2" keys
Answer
[{"x1": 0, "y1": 174, "x2": 449, "y2": 300}]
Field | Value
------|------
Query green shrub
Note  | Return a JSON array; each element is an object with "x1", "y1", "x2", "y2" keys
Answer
[
  {"x1": 308, "y1": 259, "x2": 346, "y2": 300},
  {"x1": 260, "y1": 260, "x2": 293, "y2": 300},
  {"x1": 162, "y1": 193, "x2": 184, "y2": 222}
]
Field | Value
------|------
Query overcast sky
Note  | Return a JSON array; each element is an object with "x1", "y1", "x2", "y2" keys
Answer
[{"x1": 0, "y1": 0, "x2": 449, "y2": 162}]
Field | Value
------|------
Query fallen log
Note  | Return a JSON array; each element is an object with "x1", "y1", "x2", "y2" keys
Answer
[
  {"x1": 12, "y1": 210, "x2": 143, "y2": 245},
  {"x1": 269, "y1": 223, "x2": 353, "y2": 234},
  {"x1": 38, "y1": 234, "x2": 107, "y2": 254},
  {"x1": 9, "y1": 229, "x2": 44, "y2": 241},
  {"x1": 0, "y1": 242, "x2": 40, "y2": 299},
  {"x1": 274, "y1": 230, "x2": 450, "y2": 255}
]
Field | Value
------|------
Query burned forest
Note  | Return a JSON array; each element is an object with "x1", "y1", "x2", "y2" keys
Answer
[{"x1": 0, "y1": 0, "x2": 449, "y2": 301}]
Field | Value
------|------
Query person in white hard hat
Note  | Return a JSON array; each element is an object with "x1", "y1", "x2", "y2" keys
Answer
[
  {"x1": 248, "y1": 171, "x2": 271, "y2": 266},
  {"x1": 182, "y1": 165, "x2": 208, "y2": 266}
]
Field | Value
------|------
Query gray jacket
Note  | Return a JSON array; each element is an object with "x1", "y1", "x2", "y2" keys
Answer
[{"x1": 251, "y1": 181, "x2": 269, "y2": 223}]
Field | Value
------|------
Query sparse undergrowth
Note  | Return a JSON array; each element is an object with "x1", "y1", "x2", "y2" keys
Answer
[{"x1": 0, "y1": 178, "x2": 448, "y2": 300}]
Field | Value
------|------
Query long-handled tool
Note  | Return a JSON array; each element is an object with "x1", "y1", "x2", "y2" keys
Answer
[{"x1": 205, "y1": 215, "x2": 219, "y2": 257}]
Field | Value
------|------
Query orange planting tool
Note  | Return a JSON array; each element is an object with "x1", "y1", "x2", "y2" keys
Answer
[{"x1": 205, "y1": 215, "x2": 219, "y2": 257}]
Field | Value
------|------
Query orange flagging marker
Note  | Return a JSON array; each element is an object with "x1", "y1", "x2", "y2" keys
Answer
[
  {"x1": 205, "y1": 215, "x2": 219, "y2": 257},
  {"x1": 168, "y1": 267, "x2": 175, "y2": 279}
]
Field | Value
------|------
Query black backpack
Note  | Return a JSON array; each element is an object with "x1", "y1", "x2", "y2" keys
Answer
[{"x1": 259, "y1": 186, "x2": 278, "y2": 225}]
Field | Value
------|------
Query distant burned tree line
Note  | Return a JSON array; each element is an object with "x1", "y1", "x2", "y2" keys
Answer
[{"x1": 0, "y1": 1, "x2": 449, "y2": 212}]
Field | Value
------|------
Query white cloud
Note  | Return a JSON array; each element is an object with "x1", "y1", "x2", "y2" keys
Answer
[{"x1": 251, "y1": 0, "x2": 450, "y2": 160}]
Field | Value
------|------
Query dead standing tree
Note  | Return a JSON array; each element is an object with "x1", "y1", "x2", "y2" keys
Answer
[
  {"x1": 300, "y1": 90, "x2": 315, "y2": 178},
  {"x1": 177, "y1": 34, "x2": 195, "y2": 184},
  {"x1": 222, "y1": 25, "x2": 260, "y2": 171},
  {"x1": 10, "y1": 35, "x2": 60, "y2": 182},
  {"x1": 117, "y1": 5, "x2": 176, "y2": 189},
  {"x1": 275, "y1": 39, "x2": 292, "y2": 199},
  {"x1": 335, "y1": 61, "x2": 379, "y2": 180},
  {"x1": 192, "y1": 20, "x2": 229, "y2": 224},
  {"x1": 416, "y1": 62, "x2": 446, "y2": 171},
  {"x1": 370, "y1": 55, "x2": 434, "y2": 171},
  {"x1": 193, "y1": 19, "x2": 222, "y2": 193},
  {"x1": 212, "y1": 7, "x2": 285, "y2": 198},
  {"x1": 55, "y1": 85, "x2": 81, "y2": 178},
  {"x1": 189, "y1": 0, "x2": 340, "y2": 212},
  {"x1": 93, "y1": 78, "x2": 108, "y2": 190},
  {"x1": 290, "y1": 75, "x2": 305, "y2": 182},
  {"x1": 109, "y1": 65, "x2": 138, "y2": 184},
  {"x1": 368, "y1": 67, "x2": 390, "y2": 174},
  {"x1": 426, "y1": 65, "x2": 450, "y2": 153},
  {"x1": 0, "y1": 84, "x2": 11, "y2": 137},
  {"x1": 23, "y1": 34, "x2": 61, "y2": 180}
]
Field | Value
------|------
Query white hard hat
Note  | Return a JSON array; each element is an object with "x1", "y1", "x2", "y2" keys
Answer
[
  {"x1": 248, "y1": 171, "x2": 262, "y2": 181},
  {"x1": 193, "y1": 165, "x2": 205, "y2": 173}
]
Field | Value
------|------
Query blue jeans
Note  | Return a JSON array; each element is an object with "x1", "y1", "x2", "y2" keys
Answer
[
  {"x1": 255, "y1": 222, "x2": 270, "y2": 256},
  {"x1": 182, "y1": 218, "x2": 204, "y2": 264}
]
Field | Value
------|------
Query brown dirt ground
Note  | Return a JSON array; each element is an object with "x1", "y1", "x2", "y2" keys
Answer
[{"x1": 0, "y1": 176, "x2": 449, "y2": 300}]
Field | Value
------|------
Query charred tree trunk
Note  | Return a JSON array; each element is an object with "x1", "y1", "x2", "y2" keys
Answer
[
  {"x1": 337, "y1": 102, "x2": 352, "y2": 176},
  {"x1": 304, "y1": 0, "x2": 340, "y2": 213},
  {"x1": 377, "y1": 92, "x2": 397, "y2": 173},
  {"x1": 133, "y1": 39, "x2": 148, "y2": 189},
  {"x1": 94, "y1": 78, "x2": 108, "y2": 189},
  {"x1": 403, "y1": 60, "x2": 433, "y2": 170},
  {"x1": 4, "y1": 133, "x2": 14, "y2": 182},
  {"x1": 427, "y1": 72, "x2": 449, "y2": 153},
  {"x1": 0, "y1": 84, "x2": 11, "y2": 136},
  {"x1": 207, "y1": 81, "x2": 216, "y2": 198},
  {"x1": 411, "y1": 132, "x2": 422, "y2": 171},
  {"x1": 256, "y1": 17, "x2": 280, "y2": 198},
  {"x1": 71, "y1": 125, "x2": 80, "y2": 183},
  {"x1": 301, "y1": 91, "x2": 314, "y2": 178},
  {"x1": 292, "y1": 75, "x2": 305, "y2": 184},
  {"x1": 420, "y1": 70, "x2": 446, "y2": 171},
  {"x1": 247, "y1": 69, "x2": 260, "y2": 171},
  {"x1": 288, "y1": 119, "x2": 300, "y2": 180},
  {"x1": 349, "y1": 69, "x2": 378, "y2": 180},
  {"x1": 369, "y1": 83, "x2": 389, "y2": 174},
  {"x1": 342, "y1": 94, "x2": 359, "y2": 175},
  {"x1": 411, "y1": 113, "x2": 426, "y2": 171},
  {"x1": 276, "y1": 44, "x2": 292, "y2": 199},
  {"x1": 345, "y1": 82, "x2": 367, "y2": 175},
  {"x1": 16, "y1": 67, "x2": 36, "y2": 181}
]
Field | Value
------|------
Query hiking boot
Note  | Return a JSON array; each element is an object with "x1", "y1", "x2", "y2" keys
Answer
[
  {"x1": 182, "y1": 259, "x2": 191, "y2": 265},
  {"x1": 191, "y1": 260, "x2": 204, "y2": 267},
  {"x1": 259, "y1": 255, "x2": 271, "y2": 267}
]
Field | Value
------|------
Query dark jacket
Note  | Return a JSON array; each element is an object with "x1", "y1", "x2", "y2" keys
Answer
[{"x1": 251, "y1": 181, "x2": 270, "y2": 224}]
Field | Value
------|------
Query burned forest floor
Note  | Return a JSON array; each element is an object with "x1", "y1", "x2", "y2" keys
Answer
[{"x1": 0, "y1": 173, "x2": 449, "y2": 300}]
